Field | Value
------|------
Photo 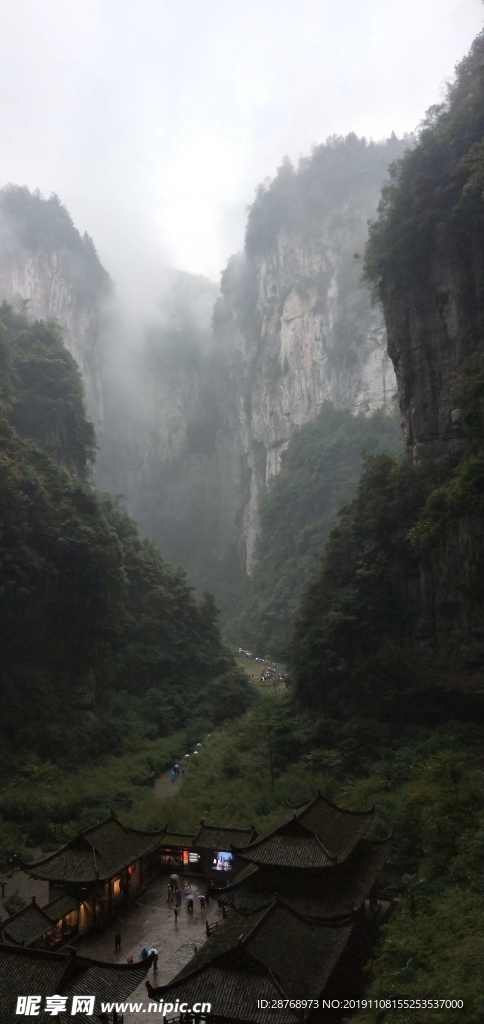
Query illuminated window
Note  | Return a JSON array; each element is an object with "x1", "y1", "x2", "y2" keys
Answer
[{"x1": 212, "y1": 851, "x2": 233, "y2": 871}]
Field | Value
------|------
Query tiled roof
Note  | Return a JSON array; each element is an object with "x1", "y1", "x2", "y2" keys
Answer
[
  {"x1": 26, "y1": 815, "x2": 166, "y2": 884},
  {"x1": 150, "y1": 961, "x2": 298, "y2": 1024},
  {"x1": 0, "y1": 942, "x2": 151, "y2": 1024},
  {"x1": 0, "y1": 943, "x2": 70, "y2": 1020},
  {"x1": 60, "y1": 955, "x2": 151, "y2": 1023},
  {"x1": 234, "y1": 834, "x2": 335, "y2": 869},
  {"x1": 215, "y1": 839, "x2": 389, "y2": 919},
  {"x1": 1, "y1": 901, "x2": 56, "y2": 946},
  {"x1": 246, "y1": 903, "x2": 353, "y2": 999},
  {"x1": 234, "y1": 794, "x2": 375, "y2": 867},
  {"x1": 160, "y1": 832, "x2": 195, "y2": 848},
  {"x1": 44, "y1": 891, "x2": 82, "y2": 922},
  {"x1": 193, "y1": 823, "x2": 256, "y2": 850},
  {"x1": 151, "y1": 901, "x2": 353, "y2": 1016}
]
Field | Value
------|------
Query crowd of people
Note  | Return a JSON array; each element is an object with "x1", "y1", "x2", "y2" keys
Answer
[{"x1": 166, "y1": 878, "x2": 210, "y2": 922}]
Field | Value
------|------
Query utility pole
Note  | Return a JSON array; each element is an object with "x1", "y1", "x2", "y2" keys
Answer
[{"x1": 267, "y1": 725, "x2": 274, "y2": 789}]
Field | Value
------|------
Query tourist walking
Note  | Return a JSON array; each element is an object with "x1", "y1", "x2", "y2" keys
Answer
[
  {"x1": 114, "y1": 932, "x2": 121, "y2": 953},
  {"x1": 175, "y1": 887, "x2": 182, "y2": 906},
  {"x1": 198, "y1": 894, "x2": 206, "y2": 912},
  {"x1": 148, "y1": 948, "x2": 159, "y2": 971},
  {"x1": 186, "y1": 894, "x2": 194, "y2": 913},
  {"x1": 140, "y1": 946, "x2": 149, "y2": 960}
]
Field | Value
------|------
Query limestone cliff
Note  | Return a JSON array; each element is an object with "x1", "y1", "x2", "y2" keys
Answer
[
  {"x1": 98, "y1": 135, "x2": 407, "y2": 589},
  {"x1": 0, "y1": 186, "x2": 109, "y2": 429},
  {"x1": 364, "y1": 30, "x2": 484, "y2": 690},
  {"x1": 218, "y1": 227, "x2": 395, "y2": 570},
  {"x1": 0, "y1": 140, "x2": 406, "y2": 598}
]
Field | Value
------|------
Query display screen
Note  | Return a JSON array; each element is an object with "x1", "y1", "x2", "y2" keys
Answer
[{"x1": 212, "y1": 851, "x2": 233, "y2": 871}]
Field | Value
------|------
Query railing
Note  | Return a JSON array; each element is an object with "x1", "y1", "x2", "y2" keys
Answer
[{"x1": 206, "y1": 919, "x2": 221, "y2": 937}]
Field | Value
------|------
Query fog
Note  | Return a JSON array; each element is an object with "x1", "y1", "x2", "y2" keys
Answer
[{"x1": 0, "y1": 0, "x2": 482, "y2": 291}]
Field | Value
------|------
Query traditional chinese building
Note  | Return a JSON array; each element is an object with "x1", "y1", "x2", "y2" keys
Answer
[
  {"x1": 24, "y1": 814, "x2": 171, "y2": 937},
  {"x1": 0, "y1": 941, "x2": 151, "y2": 1022},
  {"x1": 214, "y1": 793, "x2": 389, "y2": 921},
  {"x1": 158, "y1": 831, "x2": 199, "y2": 873},
  {"x1": 150, "y1": 794, "x2": 390, "y2": 1022},
  {"x1": 0, "y1": 893, "x2": 82, "y2": 950},
  {"x1": 147, "y1": 899, "x2": 359, "y2": 1023},
  {"x1": 192, "y1": 823, "x2": 256, "y2": 882}
]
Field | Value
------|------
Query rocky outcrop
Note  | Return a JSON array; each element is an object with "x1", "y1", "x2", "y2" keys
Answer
[
  {"x1": 219, "y1": 217, "x2": 396, "y2": 569},
  {"x1": 381, "y1": 242, "x2": 484, "y2": 464},
  {"x1": 0, "y1": 188, "x2": 109, "y2": 429},
  {"x1": 0, "y1": 150, "x2": 402, "y2": 594},
  {"x1": 97, "y1": 141, "x2": 405, "y2": 587}
]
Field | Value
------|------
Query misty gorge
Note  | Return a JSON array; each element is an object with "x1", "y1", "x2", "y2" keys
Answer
[{"x1": 1, "y1": 13, "x2": 484, "y2": 1024}]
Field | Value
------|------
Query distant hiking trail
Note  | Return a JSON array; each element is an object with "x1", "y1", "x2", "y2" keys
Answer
[{"x1": 154, "y1": 766, "x2": 184, "y2": 799}]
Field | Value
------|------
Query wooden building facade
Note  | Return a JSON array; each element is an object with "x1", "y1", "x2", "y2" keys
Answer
[{"x1": 24, "y1": 814, "x2": 172, "y2": 941}]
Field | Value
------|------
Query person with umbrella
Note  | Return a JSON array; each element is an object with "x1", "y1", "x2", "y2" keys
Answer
[{"x1": 170, "y1": 872, "x2": 179, "y2": 893}]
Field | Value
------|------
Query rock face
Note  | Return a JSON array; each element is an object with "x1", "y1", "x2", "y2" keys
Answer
[
  {"x1": 97, "y1": 221, "x2": 396, "y2": 589},
  {"x1": 365, "y1": 32, "x2": 484, "y2": 693},
  {"x1": 382, "y1": 243, "x2": 483, "y2": 465},
  {"x1": 0, "y1": 187, "x2": 109, "y2": 429},
  {"x1": 0, "y1": 144, "x2": 404, "y2": 595},
  {"x1": 219, "y1": 223, "x2": 396, "y2": 570},
  {"x1": 97, "y1": 138, "x2": 406, "y2": 589}
]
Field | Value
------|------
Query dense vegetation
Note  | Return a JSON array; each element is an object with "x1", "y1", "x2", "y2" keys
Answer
[
  {"x1": 245, "y1": 133, "x2": 409, "y2": 258},
  {"x1": 280, "y1": 36, "x2": 484, "y2": 1022},
  {"x1": 225, "y1": 405, "x2": 402, "y2": 657},
  {"x1": 121, "y1": 685, "x2": 482, "y2": 1024},
  {"x1": 364, "y1": 30, "x2": 484, "y2": 293},
  {"x1": 0, "y1": 302, "x2": 96, "y2": 475},
  {"x1": 286, "y1": 363, "x2": 484, "y2": 730},
  {"x1": 0, "y1": 305, "x2": 252, "y2": 785},
  {"x1": 0, "y1": 186, "x2": 109, "y2": 300}
]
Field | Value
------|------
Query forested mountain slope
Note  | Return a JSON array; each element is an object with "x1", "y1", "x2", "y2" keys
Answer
[
  {"x1": 289, "y1": 30, "x2": 484, "y2": 711},
  {"x1": 226, "y1": 404, "x2": 402, "y2": 657},
  {"x1": 0, "y1": 304, "x2": 251, "y2": 772},
  {"x1": 269, "y1": 36, "x2": 484, "y2": 1020},
  {"x1": 0, "y1": 186, "x2": 109, "y2": 427}
]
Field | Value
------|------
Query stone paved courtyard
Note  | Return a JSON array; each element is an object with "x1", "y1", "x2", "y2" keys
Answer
[{"x1": 77, "y1": 872, "x2": 222, "y2": 1023}]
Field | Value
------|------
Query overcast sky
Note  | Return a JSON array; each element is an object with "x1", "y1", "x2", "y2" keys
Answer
[{"x1": 0, "y1": 0, "x2": 482, "y2": 287}]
